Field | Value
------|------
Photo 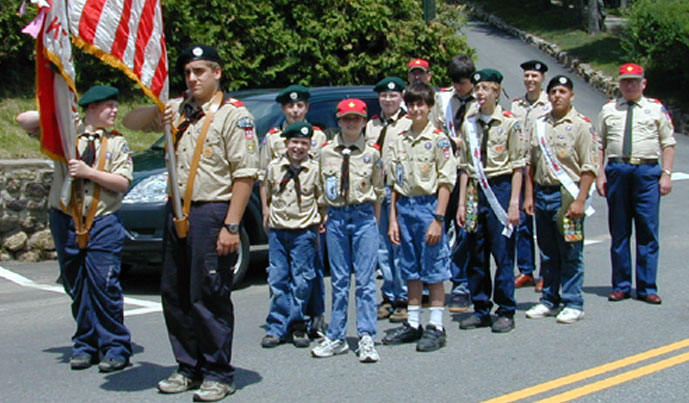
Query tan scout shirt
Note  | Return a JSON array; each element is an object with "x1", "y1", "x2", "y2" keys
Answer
[
  {"x1": 265, "y1": 155, "x2": 321, "y2": 229},
  {"x1": 259, "y1": 122, "x2": 327, "y2": 181},
  {"x1": 527, "y1": 107, "x2": 599, "y2": 186},
  {"x1": 429, "y1": 92, "x2": 446, "y2": 129},
  {"x1": 511, "y1": 91, "x2": 551, "y2": 137},
  {"x1": 366, "y1": 109, "x2": 412, "y2": 176},
  {"x1": 318, "y1": 133, "x2": 384, "y2": 207},
  {"x1": 388, "y1": 121, "x2": 457, "y2": 197},
  {"x1": 442, "y1": 89, "x2": 478, "y2": 134},
  {"x1": 49, "y1": 128, "x2": 133, "y2": 217},
  {"x1": 171, "y1": 95, "x2": 259, "y2": 202},
  {"x1": 459, "y1": 105, "x2": 526, "y2": 179},
  {"x1": 598, "y1": 96, "x2": 676, "y2": 159}
]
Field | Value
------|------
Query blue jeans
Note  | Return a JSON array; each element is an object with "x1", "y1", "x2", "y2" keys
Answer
[
  {"x1": 378, "y1": 187, "x2": 407, "y2": 303},
  {"x1": 306, "y1": 232, "x2": 326, "y2": 319},
  {"x1": 325, "y1": 203, "x2": 378, "y2": 340},
  {"x1": 50, "y1": 209, "x2": 132, "y2": 361},
  {"x1": 266, "y1": 227, "x2": 318, "y2": 338},
  {"x1": 397, "y1": 195, "x2": 451, "y2": 284},
  {"x1": 450, "y1": 224, "x2": 470, "y2": 296},
  {"x1": 535, "y1": 187, "x2": 584, "y2": 310},
  {"x1": 605, "y1": 161, "x2": 661, "y2": 297},
  {"x1": 466, "y1": 176, "x2": 516, "y2": 318}
]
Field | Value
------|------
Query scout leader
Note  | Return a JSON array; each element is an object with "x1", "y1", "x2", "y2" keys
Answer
[
  {"x1": 365, "y1": 76, "x2": 411, "y2": 324},
  {"x1": 511, "y1": 60, "x2": 551, "y2": 291},
  {"x1": 258, "y1": 84, "x2": 328, "y2": 340},
  {"x1": 382, "y1": 82, "x2": 457, "y2": 352},
  {"x1": 596, "y1": 63, "x2": 675, "y2": 305},
  {"x1": 523, "y1": 75, "x2": 598, "y2": 324},
  {"x1": 261, "y1": 122, "x2": 322, "y2": 349},
  {"x1": 312, "y1": 98, "x2": 384, "y2": 363},
  {"x1": 456, "y1": 69, "x2": 524, "y2": 334},
  {"x1": 48, "y1": 85, "x2": 133, "y2": 373},
  {"x1": 156, "y1": 44, "x2": 259, "y2": 402}
]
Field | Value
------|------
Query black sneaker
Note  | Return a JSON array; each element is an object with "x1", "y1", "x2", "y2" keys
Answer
[
  {"x1": 416, "y1": 324, "x2": 446, "y2": 352},
  {"x1": 459, "y1": 314, "x2": 492, "y2": 330},
  {"x1": 309, "y1": 314, "x2": 328, "y2": 339},
  {"x1": 491, "y1": 316, "x2": 515, "y2": 333},
  {"x1": 261, "y1": 335, "x2": 280, "y2": 348},
  {"x1": 98, "y1": 357, "x2": 128, "y2": 372},
  {"x1": 70, "y1": 355, "x2": 93, "y2": 370},
  {"x1": 382, "y1": 322, "x2": 423, "y2": 345},
  {"x1": 292, "y1": 330, "x2": 310, "y2": 348},
  {"x1": 448, "y1": 294, "x2": 470, "y2": 313}
]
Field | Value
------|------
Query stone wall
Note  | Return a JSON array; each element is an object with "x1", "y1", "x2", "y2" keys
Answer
[
  {"x1": 0, "y1": 159, "x2": 56, "y2": 261},
  {"x1": 459, "y1": 1, "x2": 688, "y2": 134}
]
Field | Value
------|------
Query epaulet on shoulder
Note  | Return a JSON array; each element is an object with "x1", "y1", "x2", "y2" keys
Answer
[
  {"x1": 433, "y1": 128, "x2": 443, "y2": 134},
  {"x1": 372, "y1": 143, "x2": 381, "y2": 150},
  {"x1": 440, "y1": 87, "x2": 452, "y2": 92},
  {"x1": 582, "y1": 115, "x2": 591, "y2": 123},
  {"x1": 371, "y1": 114, "x2": 379, "y2": 120},
  {"x1": 322, "y1": 140, "x2": 330, "y2": 147},
  {"x1": 110, "y1": 130, "x2": 121, "y2": 136},
  {"x1": 312, "y1": 125, "x2": 323, "y2": 131},
  {"x1": 268, "y1": 127, "x2": 279, "y2": 134},
  {"x1": 650, "y1": 98, "x2": 661, "y2": 104},
  {"x1": 229, "y1": 98, "x2": 244, "y2": 108},
  {"x1": 513, "y1": 97, "x2": 520, "y2": 102},
  {"x1": 606, "y1": 99, "x2": 614, "y2": 104},
  {"x1": 503, "y1": 110, "x2": 513, "y2": 117}
]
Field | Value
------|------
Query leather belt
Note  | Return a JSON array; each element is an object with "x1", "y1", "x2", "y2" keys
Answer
[{"x1": 608, "y1": 157, "x2": 658, "y2": 165}]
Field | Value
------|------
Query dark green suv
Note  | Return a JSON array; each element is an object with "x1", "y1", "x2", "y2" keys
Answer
[{"x1": 119, "y1": 86, "x2": 380, "y2": 286}]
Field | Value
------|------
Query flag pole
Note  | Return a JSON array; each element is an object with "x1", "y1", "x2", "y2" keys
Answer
[{"x1": 163, "y1": 123, "x2": 184, "y2": 225}]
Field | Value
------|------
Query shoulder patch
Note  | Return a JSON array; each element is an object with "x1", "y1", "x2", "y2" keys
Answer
[
  {"x1": 438, "y1": 138, "x2": 451, "y2": 149},
  {"x1": 110, "y1": 130, "x2": 120, "y2": 136},
  {"x1": 513, "y1": 97, "x2": 520, "y2": 102},
  {"x1": 650, "y1": 98, "x2": 661, "y2": 104},
  {"x1": 371, "y1": 114, "x2": 379, "y2": 120},
  {"x1": 440, "y1": 87, "x2": 452, "y2": 92},
  {"x1": 433, "y1": 128, "x2": 443, "y2": 134},
  {"x1": 312, "y1": 125, "x2": 322, "y2": 131},
  {"x1": 503, "y1": 111, "x2": 513, "y2": 117},
  {"x1": 268, "y1": 127, "x2": 279, "y2": 134},
  {"x1": 372, "y1": 143, "x2": 381, "y2": 150},
  {"x1": 230, "y1": 99, "x2": 245, "y2": 108},
  {"x1": 322, "y1": 140, "x2": 330, "y2": 147},
  {"x1": 606, "y1": 99, "x2": 614, "y2": 104}
]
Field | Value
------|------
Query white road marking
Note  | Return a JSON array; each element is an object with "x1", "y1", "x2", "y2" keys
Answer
[
  {"x1": 0, "y1": 266, "x2": 162, "y2": 317},
  {"x1": 672, "y1": 172, "x2": 689, "y2": 181}
]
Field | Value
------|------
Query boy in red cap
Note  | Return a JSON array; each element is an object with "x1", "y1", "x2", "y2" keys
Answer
[{"x1": 312, "y1": 99, "x2": 384, "y2": 362}]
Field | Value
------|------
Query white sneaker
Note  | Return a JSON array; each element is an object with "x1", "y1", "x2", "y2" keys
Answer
[
  {"x1": 556, "y1": 307, "x2": 584, "y2": 324},
  {"x1": 525, "y1": 303, "x2": 559, "y2": 319},
  {"x1": 357, "y1": 334, "x2": 379, "y2": 363},
  {"x1": 311, "y1": 337, "x2": 349, "y2": 358}
]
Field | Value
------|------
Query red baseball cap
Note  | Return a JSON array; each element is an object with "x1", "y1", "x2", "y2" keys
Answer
[
  {"x1": 408, "y1": 58, "x2": 430, "y2": 72},
  {"x1": 619, "y1": 63, "x2": 644, "y2": 79},
  {"x1": 336, "y1": 98, "x2": 367, "y2": 118}
]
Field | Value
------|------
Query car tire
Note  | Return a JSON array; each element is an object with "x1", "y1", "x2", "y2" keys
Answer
[{"x1": 232, "y1": 226, "x2": 251, "y2": 288}]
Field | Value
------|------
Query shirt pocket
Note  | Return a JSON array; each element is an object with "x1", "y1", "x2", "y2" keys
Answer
[{"x1": 413, "y1": 151, "x2": 436, "y2": 183}]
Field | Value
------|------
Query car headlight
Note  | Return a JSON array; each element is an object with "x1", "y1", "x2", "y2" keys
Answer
[{"x1": 123, "y1": 172, "x2": 169, "y2": 204}]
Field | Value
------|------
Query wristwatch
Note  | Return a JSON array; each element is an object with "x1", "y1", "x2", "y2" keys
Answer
[
  {"x1": 224, "y1": 223, "x2": 240, "y2": 234},
  {"x1": 433, "y1": 214, "x2": 445, "y2": 223},
  {"x1": 662, "y1": 169, "x2": 672, "y2": 176}
]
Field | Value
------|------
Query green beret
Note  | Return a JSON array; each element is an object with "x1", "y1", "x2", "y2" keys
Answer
[
  {"x1": 176, "y1": 44, "x2": 221, "y2": 73},
  {"x1": 520, "y1": 60, "x2": 548, "y2": 73},
  {"x1": 374, "y1": 76, "x2": 406, "y2": 93},
  {"x1": 547, "y1": 75, "x2": 574, "y2": 92},
  {"x1": 78, "y1": 85, "x2": 119, "y2": 107},
  {"x1": 275, "y1": 85, "x2": 311, "y2": 104},
  {"x1": 281, "y1": 121, "x2": 313, "y2": 139},
  {"x1": 472, "y1": 69, "x2": 503, "y2": 84}
]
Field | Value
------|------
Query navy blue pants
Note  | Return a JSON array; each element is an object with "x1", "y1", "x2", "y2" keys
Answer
[
  {"x1": 161, "y1": 201, "x2": 236, "y2": 384},
  {"x1": 605, "y1": 161, "x2": 661, "y2": 297},
  {"x1": 466, "y1": 175, "x2": 517, "y2": 318},
  {"x1": 50, "y1": 209, "x2": 131, "y2": 362}
]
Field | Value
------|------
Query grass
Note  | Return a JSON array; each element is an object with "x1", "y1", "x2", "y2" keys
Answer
[
  {"x1": 0, "y1": 95, "x2": 162, "y2": 159},
  {"x1": 469, "y1": 0, "x2": 625, "y2": 77}
]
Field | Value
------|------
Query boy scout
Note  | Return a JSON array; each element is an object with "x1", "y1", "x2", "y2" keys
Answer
[
  {"x1": 456, "y1": 69, "x2": 524, "y2": 334},
  {"x1": 523, "y1": 76, "x2": 598, "y2": 324},
  {"x1": 157, "y1": 45, "x2": 259, "y2": 402},
  {"x1": 511, "y1": 60, "x2": 551, "y2": 291},
  {"x1": 48, "y1": 85, "x2": 133, "y2": 372},
  {"x1": 259, "y1": 84, "x2": 328, "y2": 338},
  {"x1": 261, "y1": 122, "x2": 322, "y2": 349},
  {"x1": 311, "y1": 98, "x2": 384, "y2": 363},
  {"x1": 366, "y1": 76, "x2": 411, "y2": 323},
  {"x1": 439, "y1": 54, "x2": 477, "y2": 314},
  {"x1": 596, "y1": 63, "x2": 675, "y2": 304},
  {"x1": 382, "y1": 82, "x2": 457, "y2": 352}
]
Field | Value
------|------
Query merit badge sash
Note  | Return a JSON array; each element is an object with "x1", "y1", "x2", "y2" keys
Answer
[
  {"x1": 466, "y1": 116, "x2": 513, "y2": 237},
  {"x1": 535, "y1": 118, "x2": 595, "y2": 217}
]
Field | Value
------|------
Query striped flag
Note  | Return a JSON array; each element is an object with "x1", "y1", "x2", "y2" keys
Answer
[{"x1": 68, "y1": 0, "x2": 169, "y2": 107}]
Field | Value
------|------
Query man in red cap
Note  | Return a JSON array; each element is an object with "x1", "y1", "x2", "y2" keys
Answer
[
  {"x1": 407, "y1": 58, "x2": 444, "y2": 129},
  {"x1": 596, "y1": 63, "x2": 675, "y2": 305}
]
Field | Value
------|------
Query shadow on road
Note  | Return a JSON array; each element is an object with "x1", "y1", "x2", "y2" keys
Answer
[{"x1": 43, "y1": 343, "x2": 146, "y2": 363}]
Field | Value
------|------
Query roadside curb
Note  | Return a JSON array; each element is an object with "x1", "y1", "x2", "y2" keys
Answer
[{"x1": 459, "y1": 1, "x2": 688, "y2": 134}]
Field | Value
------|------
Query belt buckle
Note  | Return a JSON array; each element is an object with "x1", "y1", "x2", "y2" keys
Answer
[{"x1": 628, "y1": 157, "x2": 642, "y2": 165}]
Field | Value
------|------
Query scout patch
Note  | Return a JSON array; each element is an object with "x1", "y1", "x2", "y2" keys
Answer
[
  {"x1": 566, "y1": 125, "x2": 572, "y2": 131},
  {"x1": 495, "y1": 145, "x2": 504, "y2": 153},
  {"x1": 325, "y1": 176, "x2": 339, "y2": 201},
  {"x1": 420, "y1": 164, "x2": 431, "y2": 181},
  {"x1": 443, "y1": 148, "x2": 451, "y2": 159},
  {"x1": 558, "y1": 150, "x2": 567, "y2": 159},
  {"x1": 122, "y1": 144, "x2": 130, "y2": 154},
  {"x1": 311, "y1": 139, "x2": 317, "y2": 147},
  {"x1": 106, "y1": 152, "x2": 112, "y2": 160},
  {"x1": 238, "y1": 117, "x2": 255, "y2": 139},
  {"x1": 360, "y1": 179, "x2": 368, "y2": 190},
  {"x1": 364, "y1": 154, "x2": 371, "y2": 164},
  {"x1": 645, "y1": 109, "x2": 651, "y2": 115},
  {"x1": 247, "y1": 141, "x2": 256, "y2": 152},
  {"x1": 438, "y1": 138, "x2": 451, "y2": 149},
  {"x1": 396, "y1": 164, "x2": 404, "y2": 185},
  {"x1": 204, "y1": 147, "x2": 213, "y2": 158},
  {"x1": 425, "y1": 142, "x2": 432, "y2": 150},
  {"x1": 497, "y1": 127, "x2": 503, "y2": 134}
]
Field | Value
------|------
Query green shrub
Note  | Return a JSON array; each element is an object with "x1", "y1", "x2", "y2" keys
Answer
[
  {"x1": 0, "y1": 0, "x2": 473, "y2": 97},
  {"x1": 622, "y1": 0, "x2": 689, "y2": 95}
]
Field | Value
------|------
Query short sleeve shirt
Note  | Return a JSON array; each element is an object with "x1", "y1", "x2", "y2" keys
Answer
[
  {"x1": 388, "y1": 121, "x2": 457, "y2": 197},
  {"x1": 510, "y1": 91, "x2": 552, "y2": 138},
  {"x1": 598, "y1": 96, "x2": 676, "y2": 159},
  {"x1": 171, "y1": 95, "x2": 260, "y2": 202},
  {"x1": 259, "y1": 122, "x2": 327, "y2": 181},
  {"x1": 528, "y1": 107, "x2": 599, "y2": 186},
  {"x1": 265, "y1": 155, "x2": 321, "y2": 229}
]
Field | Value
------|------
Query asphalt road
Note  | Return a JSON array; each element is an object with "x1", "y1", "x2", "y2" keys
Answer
[{"x1": 2, "y1": 20, "x2": 689, "y2": 403}]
